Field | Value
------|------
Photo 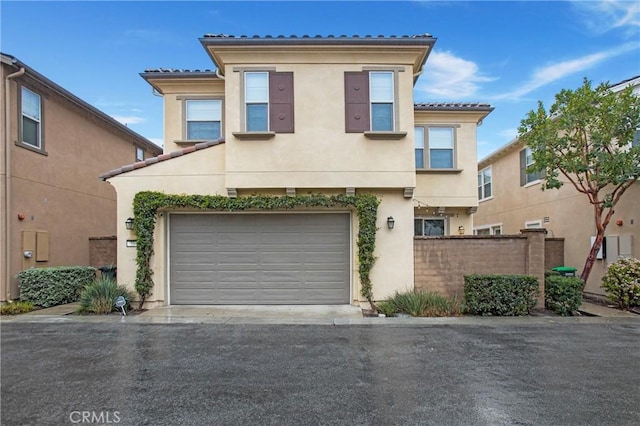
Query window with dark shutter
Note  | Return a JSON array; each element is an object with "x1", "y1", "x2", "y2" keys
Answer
[
  {"x1": 345, "y1": 72, "x2": 370, "y2": 133},
  {"x1": 269, "y1": 72, "x2": 294, "y2": 133},
  {"x1": 520, "y1": 149, "x2": 527, "y2": 186}
]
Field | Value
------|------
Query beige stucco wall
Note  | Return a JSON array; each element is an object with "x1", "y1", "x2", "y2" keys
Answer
[
  {"x1": 1, "y1": 64, "x2": 160, "y2": 301},
  {"x1": 109, "y1": 147, "x2": 414, "y2": 305},
  {"x1": 475, "y1": 143, "x2": 640, "y2": 295}
]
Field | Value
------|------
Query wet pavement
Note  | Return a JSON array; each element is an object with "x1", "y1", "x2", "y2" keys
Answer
[{"x1": 1, "y1": 318, "x2": 639, "y2": 425}]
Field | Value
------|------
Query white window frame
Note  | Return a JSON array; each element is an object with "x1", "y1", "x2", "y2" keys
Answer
[
  {"x1": 525, "y1": 220, "x2": 542, "y2": 229},
  {"x1": 369, "y1": 71, "x2": 395, "y2": 131},
  {"x1": 244, "y1": 71, "x2": 269, "y2": 132},
  {"x1": 414, "y1": 217, "x2": 447, "y2": 236},
  {"x1": 135, "y1": 147, "x2": 144, "y2": 162},
  {"x1": 414, "y1": 125, "x2": 457, "y2": 170},
  {"x1": 478, "y1": 166, "x2": 492, "y2": 201},
  {"x1": 21, "y1": 86, "x2": 42, "y2": 149},
  {"x1": 185, "y1": 99, "x2": 222, "y2": 140},
  {"x1": 474, "y1": 223, "x2": 503, "y2": 235},
  {"x1": 414, "y1": 127, "x2": 425, "y2": 169}
]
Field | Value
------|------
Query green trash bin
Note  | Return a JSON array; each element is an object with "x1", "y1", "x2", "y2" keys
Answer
[
  {"x1": 552, "y1": 266, "x2": 577, "y2": 277},
  {"x1": 99, "y1": 265, "x2": 117, "y2": 280}
]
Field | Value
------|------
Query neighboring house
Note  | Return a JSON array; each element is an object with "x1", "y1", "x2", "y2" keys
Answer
[
  {"x1": 101, "y1": 34, "x2": 493, "y2": 307},
  {"x1": 474, "y1": 75, "x2": 640, "y2": 296},
  {"x1": 1, "y1": 53, "x2": 161, "y2": 302}
]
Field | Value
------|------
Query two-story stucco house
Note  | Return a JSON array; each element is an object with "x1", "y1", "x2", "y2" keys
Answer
[
  {"x1": 101, "y1": 34, "x2": 493, "y2": 307},
  {"x1": 474, "y1": 75, "x2": 639, "y2": 296},
  {"x1": 1, "y1": 53, "x2": 161, "y2": 302}
]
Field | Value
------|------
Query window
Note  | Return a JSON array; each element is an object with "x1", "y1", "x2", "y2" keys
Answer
[
  {"x1": 345, "y1": 70, "x2": 400, "y2": 134},
  {"x1": 633, "y1": 129, "x2": 639, "y2": 147},
  {"x1": 414, "y1": 218, "x2": 446, "y2": 236},
  {"x1": 414, "y1": 126, "x2": 456, "y2": 169},
  {"x1": 136, "y1": 147, "x2": 144, "y2": 162},
  {"x1": 240, "y1": 71, "x2": 294, "y2": 134},
  {"x1": 245, "y1": 72, "x2": 269, "y2": 131},
  {"x1": 520, "y1": 147, "x2": 543, "y2": 185},
  {"x1": 186, "y1": 100, "x2": 221, "y2": 140},
  {"x1": 474, "y1": 224, "x2": 502, "y2": 235},
  {"x1": 478, "y1": 166, "x2": 492, "y2": 200},
  {"x1": 369, "y1": 72, "x2": 394, "y2": 131},
  {"x1": 21, "y1": 87, "x2": 42, "y2": 148},
  {"x1": 414, "y1": 127, "x2": 425, "y2": 169},
  {"x1": 525, "y1": 220, "x2": 542, "y2": 229}
]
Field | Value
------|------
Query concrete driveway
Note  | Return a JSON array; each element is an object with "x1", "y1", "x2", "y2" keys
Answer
[{"x1": 1, "y1": 319, "x2": 639, "y2": 425}]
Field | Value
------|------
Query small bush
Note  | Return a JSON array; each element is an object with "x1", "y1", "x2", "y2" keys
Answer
[
  {"x1": 0, "y1": 301, "x2": 35, "y2": 315},
  {"x1": 464, "y1": 274, "x2": 539, "y2": 316},
  {"x1": 17, "y1": 266, "x2": 96, "y2": 307},
  {"x1": 545, "y1": 276, "x2": 584, "y2": 316},
  {"x1": 601, "y1": 257, "x2": 640, "y2": 310},
  {"x1": 77, "y1": 277, "x2": 134, "y2": 315},
  {"x1": 377, "y1": 290, "x2": 463, "y2": 317}
]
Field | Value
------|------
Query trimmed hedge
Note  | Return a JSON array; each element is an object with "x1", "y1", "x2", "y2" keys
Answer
[
  {"x1": 17, "y1": 266, "x2": 97, "y2": 307},
  {"x1": 545, "y1": 275, "x2": 584, "y2": 316},
  {"x1": 464, "y1": 274, "x2": 539, "y2": 316}
]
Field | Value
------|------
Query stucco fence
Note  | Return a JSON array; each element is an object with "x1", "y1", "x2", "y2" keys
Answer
[{"x1": 414, "y1": 230, "x2": 564, "y2": 309}]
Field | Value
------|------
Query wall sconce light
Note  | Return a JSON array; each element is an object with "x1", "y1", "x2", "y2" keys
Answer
[
  {"x1": 125, "y1": 217, "x2": 135, "y2": 230},
  {"x1": 387, "y1": 216, "x2": 395, "y2": 230},
  {"x1": 616, "y1": 219, "x2": 623, "y2": 226},
  {"x1": 458, "y1": 225, "x2": 465, "y2": 235}
]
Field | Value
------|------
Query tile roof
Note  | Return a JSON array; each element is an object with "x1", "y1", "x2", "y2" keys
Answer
[
  {"x1": 414, "y1": 102, "x2": 494, "y2": 111},
  {"x1": 202, "y1": 33, "x2": 434, "y2": 40},
  {"x1": 142, "y1": 68, "x2": 217, "y2": 75},
  {"x1": 99, "y1": 139, "x2": 225, "y2": 181}
]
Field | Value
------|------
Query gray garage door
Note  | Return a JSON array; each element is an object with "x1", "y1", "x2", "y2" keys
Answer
[{"x1": 169, "y1": 213, "x2": 350, "y2": 304}]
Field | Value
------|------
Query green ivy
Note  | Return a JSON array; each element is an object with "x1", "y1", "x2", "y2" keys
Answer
[{"x1": 132, "y1": 191, "x2": 379, "y2": 309}]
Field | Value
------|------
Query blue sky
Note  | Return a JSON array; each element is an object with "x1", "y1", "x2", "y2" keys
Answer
[{"x1": 2, "y1": 1, "x2": 639, "y2": 159}]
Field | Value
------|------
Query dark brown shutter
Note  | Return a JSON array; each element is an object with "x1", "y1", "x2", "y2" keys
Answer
[
  {"x1": 519, "y1": 149, "x2": 526, "y2": 186},
  {"x1": 345, "y1": 72, "x2": 370, "y2": 133},
  {"x1": 269, "y1": 72, "x2": 294, "y2": 133}
]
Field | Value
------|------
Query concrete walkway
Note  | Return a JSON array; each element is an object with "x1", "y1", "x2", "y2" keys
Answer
[{"x1": 2, "y1": 300, "x2": 637, "y2": 325}]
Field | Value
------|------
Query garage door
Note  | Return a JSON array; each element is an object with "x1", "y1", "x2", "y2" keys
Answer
[{"x1": 169, "y1": 213, "x2": 350, "y2": 304}]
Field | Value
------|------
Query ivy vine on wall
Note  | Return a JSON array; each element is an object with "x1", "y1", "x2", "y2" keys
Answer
[{"x1": 132, "y1": 191, "x2": 380, "y2": 309}]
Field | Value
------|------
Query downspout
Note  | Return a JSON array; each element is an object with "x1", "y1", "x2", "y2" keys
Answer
[{"x1": 4, "y1": 65, "x2": 25, "y2": 301}]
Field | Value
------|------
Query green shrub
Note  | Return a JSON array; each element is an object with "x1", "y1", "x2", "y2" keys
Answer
[
  {"x1": 464, "y1": 274, "x2": 539, "y2": 316},
  {"x1": 77, "y1": 277, "x2": 134, "y2": 314},
  {"x1": 545, "y1": 276, "x2": 584, "y2": 315},
  {"x1": 377, "y1": 290, "x2": 463, "y2": 317},
  {"x1": 0, "y1": 301, "x2": 35, "y2": 315},
  {"x1": 601, "y1": 257, "x2": 640, "y2": 310},
  {"x1": 17, "y1": 266, "x2": 96, "y2": 307}
]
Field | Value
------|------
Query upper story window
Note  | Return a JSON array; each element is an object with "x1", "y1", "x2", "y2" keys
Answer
[
  {"x1": 478, "y1": 166, "x2": 492, "y2": 200},
  {"x1": 633, "y1": 129, "x2": 639, "y2": 147},
  {"x1": 21, "y1": 87, "x2": 42, "y2": 149},
  {"x1": 136, "y1": 147, "x2": 144, "y2": 162},
  {"x1": 186, "y1": 100, "x2": 222, "y2": 140},
  {"x1": 520, "y1": 147, "x2": 544, "y2": 185},
  {"x1": 414, "y1": 126, "x2": 456, "y2": 169},
  {"x1": 245, "y1": 72, "x2": 269, "y2": 131},
  {"x1": 345, "y1": 70, "x2": 405, "y2": 138},
  {"x1": 369, "y1": 72, "x2": 394, "y2": 131},
  {"x1": 237, "y1": 71, "x2": 294, "y2": 136}
]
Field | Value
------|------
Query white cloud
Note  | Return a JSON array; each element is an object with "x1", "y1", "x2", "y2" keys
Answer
[
  {"x1": 112, "y1": 115, "x2": 145, "y2": 126},
  {"x1": 572, "y1": 0, "x2": 640, "y2": 35},
  {"x1": 415, "y1": 50, "x2": 495, "y2": 100},
  {"x1": 499, "y1": 128, "x2": 518, "y2": 142},
  {"x1": 492, "y1": 43, "x2": 638, "y2": 100}
]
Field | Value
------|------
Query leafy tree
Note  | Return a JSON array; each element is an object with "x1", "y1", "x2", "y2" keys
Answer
[{"x1": 518, "y1": 78, "x2": 640, "y2": 284}]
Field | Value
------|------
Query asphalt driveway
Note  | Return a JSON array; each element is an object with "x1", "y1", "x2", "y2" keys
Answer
[{"x1": 1, "y1": 320, "x2": 639, "y2": 425}]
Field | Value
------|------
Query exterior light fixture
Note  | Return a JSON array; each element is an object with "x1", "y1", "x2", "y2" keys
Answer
[
  {"x1": 125, "y1": 217, "x2": 135, "y2": 230},
  {"x1": 458, "y1": 225, "x2": 465, "y2": 235},
  {"x1": 387, "y1": 216, "x2": 395, "y2": 230}
]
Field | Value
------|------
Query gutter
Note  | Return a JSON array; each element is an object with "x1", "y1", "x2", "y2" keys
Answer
[{"x1": 4, "y1": 62, "x2": 25, "y2": 301}]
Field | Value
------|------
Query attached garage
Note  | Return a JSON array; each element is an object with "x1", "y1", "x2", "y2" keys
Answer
[{"x1": 169, "y1": 213, "x2": 351, "y2": 304}]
